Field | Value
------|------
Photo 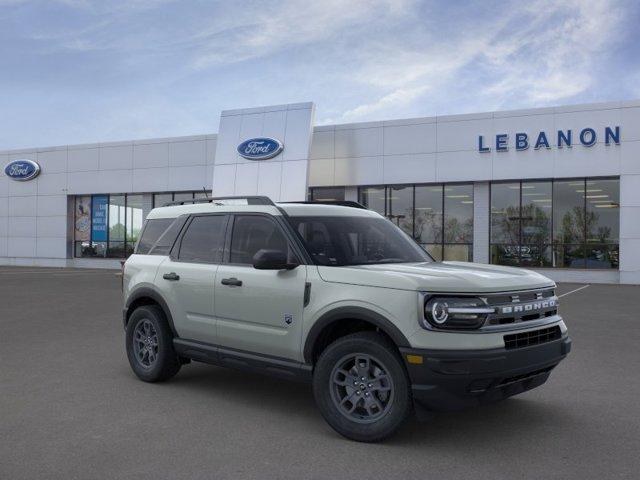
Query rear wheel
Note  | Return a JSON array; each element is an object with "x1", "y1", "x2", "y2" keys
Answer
[
  {"x1": 313, "y1": 331, "x2": 412, "y2": 442},
  {"x1": 126, "y1": 305, "x2": 181, "y2": 382}
]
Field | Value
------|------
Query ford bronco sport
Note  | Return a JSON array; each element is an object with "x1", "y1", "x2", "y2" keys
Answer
[{"x1": 122, "y1": 196, "x2": 571, "y2": 442}]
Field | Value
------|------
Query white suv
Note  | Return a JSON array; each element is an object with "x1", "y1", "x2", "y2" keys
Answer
[{"x1": 122, "y1": 196, "x2": 571, "y2": 442}]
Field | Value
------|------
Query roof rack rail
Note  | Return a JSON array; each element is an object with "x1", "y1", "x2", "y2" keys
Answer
[
  {"x1": 163, "y1": 196, "x2": 276, "y2": 207},
  {"x1": 284, "y1": 200, "x2": 368, "y2": 210}
]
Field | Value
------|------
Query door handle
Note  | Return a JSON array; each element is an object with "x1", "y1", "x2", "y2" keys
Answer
[
  {"x1": 221, "y1": 277, "x2": 242, "y2": 287},
  {"x1": 163, "y1": 272, "x2": 180, "y2": 281}
]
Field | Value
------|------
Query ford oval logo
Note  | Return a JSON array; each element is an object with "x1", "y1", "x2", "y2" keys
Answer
[
  {"x1": 237, "y1": 137, "x2": 283, "y2": 160},
  {"x1": 4, "y1": 159, "x2": 41, "y2": 181}
]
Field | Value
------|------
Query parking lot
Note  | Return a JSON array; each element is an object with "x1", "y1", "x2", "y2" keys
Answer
[{"x1": 1, "y1": 267, "x2": 639, "y2": 479}]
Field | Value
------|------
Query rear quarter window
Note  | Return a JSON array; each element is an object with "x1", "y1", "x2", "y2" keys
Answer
[{"x1": 135, "y1": 218, "x2": 174, "y2": 254}]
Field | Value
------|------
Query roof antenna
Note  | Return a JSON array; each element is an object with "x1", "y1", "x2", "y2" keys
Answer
[{"x1": 202, "y1": 187, "x2": 209, "y2": 198}]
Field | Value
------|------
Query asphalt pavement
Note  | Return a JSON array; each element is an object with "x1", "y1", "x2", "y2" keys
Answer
[{"x1": 1, "y1": 267, "x2": 639, "y2": 479}]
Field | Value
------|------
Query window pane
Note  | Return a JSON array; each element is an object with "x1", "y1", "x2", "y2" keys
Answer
[
  {"x1": 414, "y1": 185, "x2": 442, "y2": 244},
  {"x1": 388, "y1": 186, "x2": 413, "y2": 237},
  {"x1": 230, "y1": 216, "x2": 289, "y2": 264},
  {"x1": 136, "y1": 218, "x2": 173, "y2": 254},
  {"x1": 444, "y1": 244, "x2": 472, "y2": 262},
  {"x1": 359, "y1": 187, "x2": 385, "y2": 216},
  {"x1": 74, "y1": 196, "x2": 91, "y2": 242},
  {"x1": 194, "y1": 191, "x2": 209, "y2": 199},
  {"x1": 422, "y1": 244, "x2": 442, "y2": 261},
  {"x1": 178, "y1": 215, "x2": 227, "y2": 263},
  {"x1": 173, "y1": 192, "x2": 194, "y2": 203},
  {"x1": 585, "y1": 244, "x2": 618, "y2": 269},
  {"x1": 521, "y1": 181, "x2": 551, "y2": 245},
  {"x1": 150, "y1": 218, "x2": 186, "y2": 255},
  {"x1": 520, "y1": 244, "x2": 552, "y2": 267},
  {"x1": 126, "y1": 194, "x2": 144, "y2": 252},
  {"x1": 553, "y1": 180, "x2": 585, "y2": 244},
  {"x1": 444, "y1": 184, "x2": 473, "y2": 243},
  {"x1": 491, "y1": 183, "x2": 519, "y2": 244},
  {"x1": 311, "y1": 187, "x2": 345, "y2": 201},
  {"x1": 153, "y1": 193, "x2": 173, "y2": 208},
  {"x1": 585, "y1": 179, "x2": 619, "y2": 244},
  {"x1": 108, "y1": 195, "x2": 125, "y2": 257},
  {"x1": 553, "y1": 244, "x2": 586, "y2": 268},
  {"x1": 490, "y1": 244, "x2": 520, "y2": 267}
]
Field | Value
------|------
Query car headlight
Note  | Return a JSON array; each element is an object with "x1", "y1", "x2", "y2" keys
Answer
[{"x1": 422, "y1": 296, "x2": 494, "y2": 330}]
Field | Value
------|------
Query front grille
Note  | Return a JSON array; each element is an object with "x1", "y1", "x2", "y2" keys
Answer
[
  {"x1": 485, "y1": 288, "x2": 558, "y2": 327},
  {"x1": 504, "y1": 326, "x2": 561, "y2": 350}
]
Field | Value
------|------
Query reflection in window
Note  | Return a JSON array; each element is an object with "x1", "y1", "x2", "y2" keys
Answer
[
  {"x1": 491, "y1": 178, "x2": 619, "y2": 269},
  {"x1": 359, "y1": 187, "x2": 386, "y2": 216},
  {"x1": 415, "y1": 185, "x2": 443, "y2": 261},
  {"x1": 388, "y1": 186, "x2": 413, "y2": 238},
  {"x1": 359, "y1": 183, "x2": 473, "y2": 262},
  {"x1": 309, "y1": 187, "x2": 346, "y2": 201},
  {"x1": 444, "y1": 184, "x2": 474, "y2": 261},
  {"x1": 108, "y1": 195, "x2": 126, "y2": 258},
  {"x1": 126, "y1": 195, "x2": 144, "y2": 255}
]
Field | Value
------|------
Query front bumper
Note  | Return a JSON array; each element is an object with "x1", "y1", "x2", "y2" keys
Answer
[{"x1": 400, "y1": 334, "x2": 571, "y2": 411}]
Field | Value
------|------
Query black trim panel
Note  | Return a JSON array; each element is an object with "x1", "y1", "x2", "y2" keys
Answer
[
  {"x1": 303, "y1": 306, "x2": 411, "y2": 363},
  {"x1": 174, "y1": 338, "x2": 313, "y2": 383},
  {"x1": 400, "y1": 334, "x2": 571, "y2": 411}
]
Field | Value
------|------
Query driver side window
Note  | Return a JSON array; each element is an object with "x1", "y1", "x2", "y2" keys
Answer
[{"x1": 229, "y1": 215, "x2": 292, "y2": 265}]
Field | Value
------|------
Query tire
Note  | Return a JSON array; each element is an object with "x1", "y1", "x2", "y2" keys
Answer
[
  {"x1": 125, "y1": 305, "x2": 181, "y2": 382},
  {"x1": 313, "y1": 331, "x2": 412, "y2": 442}
]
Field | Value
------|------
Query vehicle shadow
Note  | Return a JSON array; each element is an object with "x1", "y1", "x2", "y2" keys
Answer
[{"x1": 161, "y1": 362, "x2": 572, "y2": 446}]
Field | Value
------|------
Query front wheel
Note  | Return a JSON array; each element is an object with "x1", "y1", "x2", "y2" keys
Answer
[
  {"x1": 313, "y1": 332, "x2": 412, "y2": 442},
  {"x1": 125, "y1": 305, "x2": 181, "y2": 382}
]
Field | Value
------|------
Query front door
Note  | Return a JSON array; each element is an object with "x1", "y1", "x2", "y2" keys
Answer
[
  {"x1": 214, "y1": 214, "x2": 307, "y2": 361},
  {"x1": 156, "y1": 214, "x2": 229, "y2": 345}
]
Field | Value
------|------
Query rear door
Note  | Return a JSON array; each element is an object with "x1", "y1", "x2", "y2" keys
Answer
[
  {"x1": 214, "y1": 214, "x2": 307, "y2": 361},
  {"x1": 156, "y1": 214, "x2": 229, "y2": 344}
]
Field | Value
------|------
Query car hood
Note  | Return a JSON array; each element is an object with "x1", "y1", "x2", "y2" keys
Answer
[{"x1": 317, "y1": 261, "x2": 554, "y2": 293}]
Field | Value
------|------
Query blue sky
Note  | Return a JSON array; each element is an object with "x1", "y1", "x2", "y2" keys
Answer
[{"x1": 1, "y1": 0, "x2": 639, "y2": 150}]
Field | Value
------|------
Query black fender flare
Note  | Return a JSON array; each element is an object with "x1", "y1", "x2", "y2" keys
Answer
[
  {"x1": 124, "y1": 287, "x2": 178, "y2": 337},
  {"x1": 303, "y1": 306, "x2": 411, "y2": 364}
]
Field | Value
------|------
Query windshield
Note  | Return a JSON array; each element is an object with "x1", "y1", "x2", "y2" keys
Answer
[{"x1": 289, "y1": 215, "x2": 433, "y2": 266}]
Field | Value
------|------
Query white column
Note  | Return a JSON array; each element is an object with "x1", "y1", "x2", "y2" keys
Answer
[
  {"x1": 344, "y1": 186, "x2": 358, "y2": 202},
  {"x1": 619, "y1": 174, "x2": 640, "y2": 284},
  {"x1": 473, "y1": 182, "x2": 490, "y2": 264}
]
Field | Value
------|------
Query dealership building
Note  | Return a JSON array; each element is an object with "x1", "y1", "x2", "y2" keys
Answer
[{"x1": 1, "y1": 100, "x2": 639, "y2": 284}]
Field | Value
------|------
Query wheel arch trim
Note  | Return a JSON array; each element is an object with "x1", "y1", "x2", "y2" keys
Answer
[
  {"x1": 124, "y1": 287, "x2": 178, "y2": 337},
  {"x1": 303, "y1": 306, "x2": 411, "y2": 364}
]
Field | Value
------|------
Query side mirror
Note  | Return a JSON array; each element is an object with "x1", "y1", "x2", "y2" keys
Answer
[{"x1": 252, "y1": 249, "x2": 298, "y2": 270}]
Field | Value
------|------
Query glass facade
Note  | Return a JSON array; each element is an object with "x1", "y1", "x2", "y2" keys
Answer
[
  {"x1": 74, "y1": 193, "x2": 145, "y2": 258},
  {"x1": 309, "y1": 187, "x2": 345, "y2": 201},
  {"x1": 359, "y1": 183, "x2": 473, "y2": 261},
  {"x1": 490, "y1": 178, "x2": 619, "y2": 269},
  {"x1": 152, "y1": 190, "x2": 210, "y2": 207}
]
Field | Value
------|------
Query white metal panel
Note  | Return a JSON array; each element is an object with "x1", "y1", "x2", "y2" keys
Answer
[
  {"x1": 100, "y1": 144, "x2": 133, "y2": 170},
  {"x1": 8, "y1": 217, "x2": 36, "y2": 237},
  {"x1": 133, "y1": 142, "x2": 169, "y2": 169},
  {"x1": 68, "y1": 147, "x2": 99, "y2": 172},
  {"x1": 8, "y1": 195, "x2": 37, "y2": 217},
  {"x1": 383, "y1": 123, "x2": 436, "y2": 155},
  {"x1": 168, "y1": 139, "x2": 206, "y2": 167},
  {"x1": 36, "y1": 149, "x2": 67, "y2": 173},
  {"x1": 36, "y1": 172, "x2": 67, "y2": 196},
  {"x1": 382, "y1": 153, "x2": 436, "y2": 184}
]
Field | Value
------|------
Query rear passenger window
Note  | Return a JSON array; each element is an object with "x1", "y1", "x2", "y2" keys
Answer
[
  {"x1": 230, "y1": 215, "x2": 290, "y2": 264},
  {"x1": 136, "y1": 219, "x2": 173, "y2": 254},
  {"x1": 178, "y1": 215, "x2": 227, "y2": 263}
]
